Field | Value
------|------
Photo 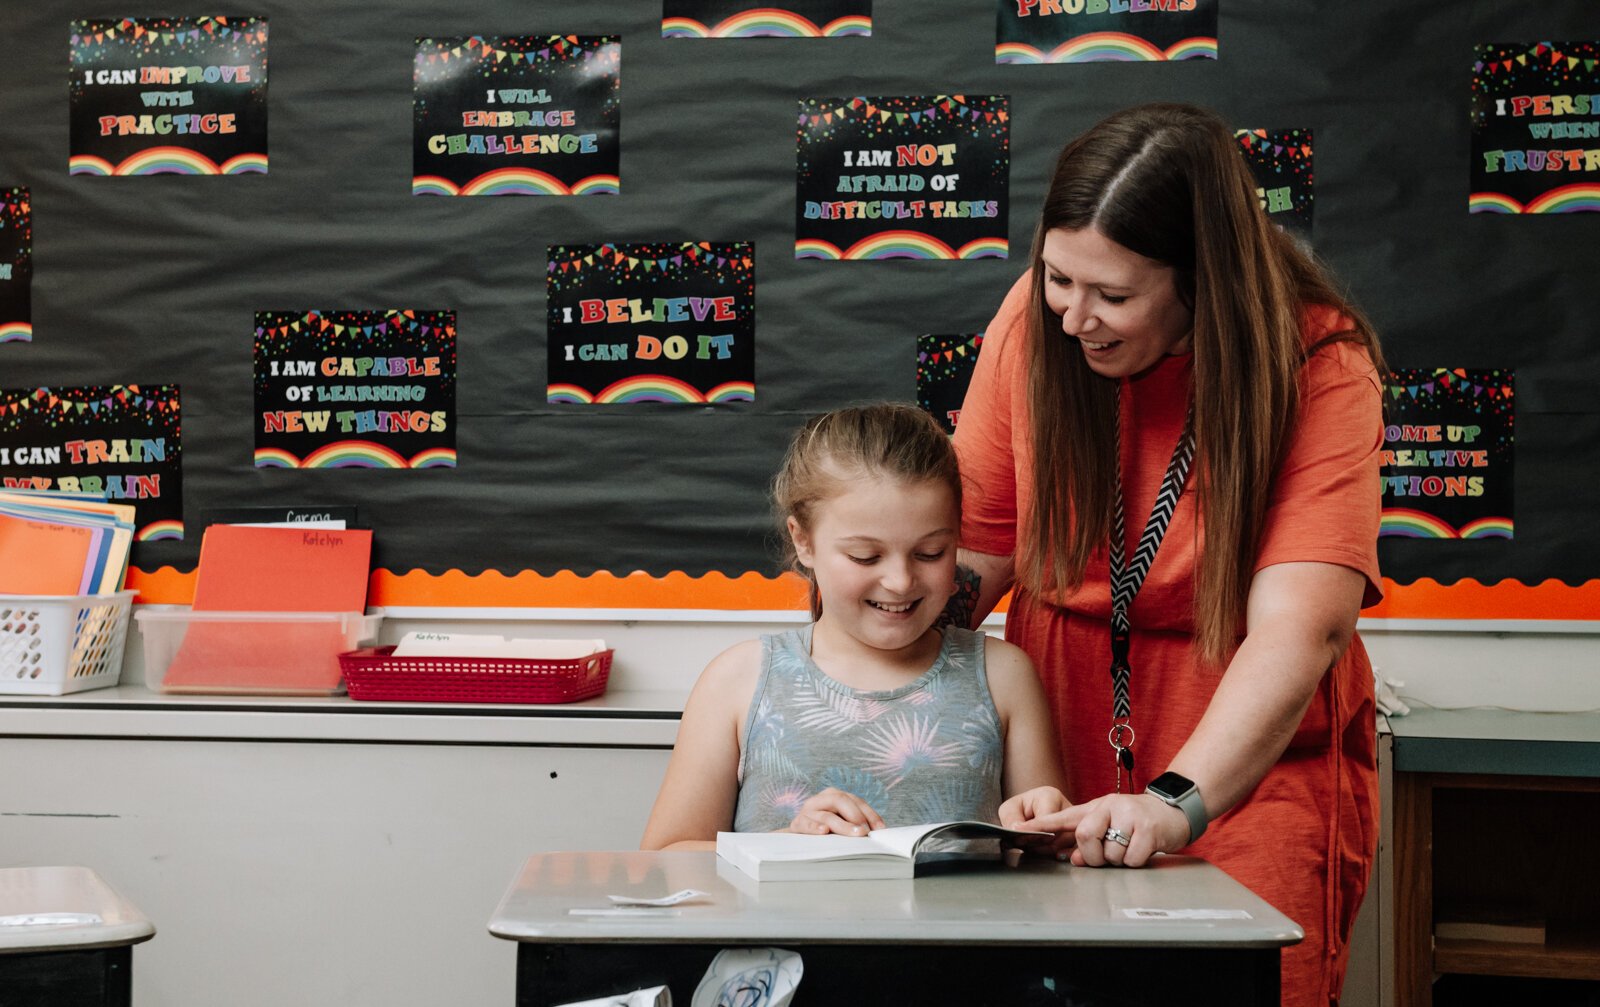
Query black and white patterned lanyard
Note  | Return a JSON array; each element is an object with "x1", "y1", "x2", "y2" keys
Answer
[{"x1": 1108, "y1": 389, "x2": 1196, "y2": 793}]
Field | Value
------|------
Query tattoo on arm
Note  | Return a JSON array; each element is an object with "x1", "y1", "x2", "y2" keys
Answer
[{"x1": 939, "y1": 564, "x2": 982, "y2": 630}]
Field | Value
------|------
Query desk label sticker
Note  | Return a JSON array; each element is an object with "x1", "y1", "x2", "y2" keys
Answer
[
  {"x1": 1472, "y1": 41, "x2": 1600, "y2": 213},
  {"x1": 663, "y1": 1, "x2": 871, "y2": 38},
  {"x1": 0, "y1": 385, "x2": 184, "y2": 541},
  {"x1": 0, "y1": 188, "x2": 29, "y2": 344},
  {"x1": 995, "y1": 0, "x2": 1217, "y2": 64},
  {"x1": 70, "y1": 17, "x2": 268, "y2": 176},
  {"x1": 413, "y1": 35, "x2": 620, "y2": 197},
  {"x1": 547, "y1": 243, "x2": 755, "y2": 405},
  {"x1": 1380, "y1": 368, "x2": 1514, "y2": 539},
  {"x1": 253, "y1": 311, "x2": 457, "y2": 468},
  {"x1": 797, "y1": 95, "x2": 1009, "y2": 260},
  {"x1": 917, "y1": 333, "x2": 982, "y2": 435},
  {"x1": 1235, "y1": 128, "x2": 1312, "y2": 243}
]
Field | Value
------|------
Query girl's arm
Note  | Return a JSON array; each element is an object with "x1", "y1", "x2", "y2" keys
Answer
[
  {"x1": 1021, "y1": 560, "x2": 1365, "y2": 866},
  {"x1": 639, "y1": 640, "x2": 761, "y2": 851},
  {"x1": 985, "y1": 636, "x2": 1069, "y2": 799},
  {"x1": 950, "y1": 549, "x2": 1016, "y2": 630}
]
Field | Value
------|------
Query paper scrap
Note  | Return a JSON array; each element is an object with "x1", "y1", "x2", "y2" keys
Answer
[
  {"x1": 607, "y1": 889, "x2": 706, "y2": 907},
  {"x1": 1122, "y1": 908, "x2": 1252, "y2": 920}
]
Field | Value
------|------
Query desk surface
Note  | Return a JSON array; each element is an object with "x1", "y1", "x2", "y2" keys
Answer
[
  {"x1": 0, "y1": 866, "x2": 155, "y2": 954},
  {"x1": 489, "y1": 851, "x2": 1302, "y2": 948},
  {"x1": 1389, "y1": 707, "x2": 1600, "y2": 777}
]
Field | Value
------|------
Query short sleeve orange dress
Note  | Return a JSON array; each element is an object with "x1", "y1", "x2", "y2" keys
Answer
[{"x1": 955, "y1": 272, "x2": 1382, "y2": 1007}]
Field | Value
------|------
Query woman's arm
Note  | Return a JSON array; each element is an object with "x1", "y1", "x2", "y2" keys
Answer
[
  {"x1": 638, "y1": 641, "x2": 760, "y2": 851},
  {"x1": 1017, "y1": 559, "x2": 1366, "y2": 866},
  {"x1": 950, "y1": 548, "x2": 1016, "y2": 629}
]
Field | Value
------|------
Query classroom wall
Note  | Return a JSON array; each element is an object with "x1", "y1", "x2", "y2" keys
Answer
[{"x1": 2, "y1": 0, "x2": 1597, "y2": 602}]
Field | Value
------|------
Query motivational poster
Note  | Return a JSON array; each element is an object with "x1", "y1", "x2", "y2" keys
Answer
[
  {"x1": 995, "y1": 0, "x2": 1216, "y2": 63},
  {"x1": 0, "y1": 385, "x2": 183, "y2": 540},
  {"x1": 69, "y1": 17, "x2": 268, "y2": 176},
  {"x1": 0, "y1": 188, "x2": 29, "y2": 344},
  {"x1": 663, "y1": 1, "x2": 871, "y2": 38},
  {"x1": 253, "y1": 311, "x2": 457, "y2": 468},
  {"x1": 917, "y1": 333, "x2": 983, "y2": 435},
  {"x1": 413, "y1": 35, "x2": 620, "y2": 196},
  {"x1": 1380, "y1": 369, "x2": 1514, "y2": 539},
  {"x1": 547, "y1": 243, "x2": 755, "y2": 404},
  {"x1": 797, "y1": 95, "x2": 1009, "y2": 260},
  {"x1": 1235, "y1": 128, "x2": 1312, "y2": 242},
  {"x1": 1471, "y1": 41, "x2": 1600, "y2": 213}
]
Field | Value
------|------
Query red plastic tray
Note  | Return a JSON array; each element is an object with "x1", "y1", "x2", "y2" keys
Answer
[{"x1": 338, "y1": 646, "x2": 613, "y2": 704}]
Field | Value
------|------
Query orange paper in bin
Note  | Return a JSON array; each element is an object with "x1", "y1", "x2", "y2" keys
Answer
[
  {"x1": 339, "y1": 646, "x2": 613, "y2": 704},
  {"x1": 162, "y1": 620, "x2": 354, "y2": 695}
]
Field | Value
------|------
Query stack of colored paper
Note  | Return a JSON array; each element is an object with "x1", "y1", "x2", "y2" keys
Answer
[{"x1": 0, "y1": 490, "x2": 135, "y2": 596}]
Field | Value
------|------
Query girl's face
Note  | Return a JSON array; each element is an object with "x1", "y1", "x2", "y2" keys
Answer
[
  {"x1": 789, "y1": 472, "x2": 958, "y2": 658},
  {"x1": 1040, "y1": 226, "x2": 1194, "y2": 380}
]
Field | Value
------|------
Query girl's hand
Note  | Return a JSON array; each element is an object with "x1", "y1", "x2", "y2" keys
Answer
[
  {"x1": 785, "y1": 788, "x2": 886, "y2": 837},
  {"x1": 1021, "y1": 793, "x2": 1192, "y2": 868},
  {"x1": 1000, "y1": 786, "x2": 1074, "y2": 856}
]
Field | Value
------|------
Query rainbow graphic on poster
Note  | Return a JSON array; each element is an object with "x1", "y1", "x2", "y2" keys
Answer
[
  {"x1": 136, "y1": 519, "x2": 185, "y2": 542},
  {"x1": 68, "y1": 146, "x2": 267, "y2": 176},
  {"x1": 996, "y1": 32, "x2": 1214, "y2": 63},
  {"x1": 412, "y1": 168, "x2": 621, "y2": 197},
  {"x1": 252, "y1": 441, "x2": 457, "y2": 469},
  {"x1": 1469, "y1": 183, "x2": 1600, "y2": 215},
  {"x1": 795, "y1": 231, "x2": 1008, "y2": 260},
  {"x1": 1378, "y1": 509, "x2": 1513, "y2": 540},
  {"x1": 663, "y1": 9, "x2": 871, "y2": 38},
  {"x1": 0, "y1": 323, "x2": 30, "y2": 343}
]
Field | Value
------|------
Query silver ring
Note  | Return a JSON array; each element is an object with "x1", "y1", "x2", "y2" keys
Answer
[{"x1": 1103, "y1": 827, "x2": 1131, "y2": 847}]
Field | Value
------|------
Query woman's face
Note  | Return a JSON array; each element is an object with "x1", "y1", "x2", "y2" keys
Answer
[{"x1": 1040, "y1": 227, "x2": 1194, "y2": 380}]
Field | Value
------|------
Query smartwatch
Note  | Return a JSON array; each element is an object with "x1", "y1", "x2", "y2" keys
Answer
[{"x1": 1146, "y1": 771, "x2": 1207, "y2": 844}]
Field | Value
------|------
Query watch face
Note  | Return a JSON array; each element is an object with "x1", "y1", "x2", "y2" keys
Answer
[{"x1": 1148, "y1": 771, "x2": 1195, "y2": 801}]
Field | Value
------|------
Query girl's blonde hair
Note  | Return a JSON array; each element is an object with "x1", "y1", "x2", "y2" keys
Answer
[
  {"x1": 772, "y1": 403, "x2": 962, "y2": 619},
  {"x1": 1023, "y1": 102, "x2": 1385, "y2": 664}
]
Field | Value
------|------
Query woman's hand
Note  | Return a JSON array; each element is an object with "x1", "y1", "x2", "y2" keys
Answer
[
  {"x1": 1020, "y1": 793, "x2": 1191, "y2": 867},
  {"x1": 785, "y1": 788, "x2": 886, "y2": 837}
]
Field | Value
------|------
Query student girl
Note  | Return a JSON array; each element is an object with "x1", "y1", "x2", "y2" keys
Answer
[{"x1": 641, "y1": 403, "x2": 1066, "y2": 849}]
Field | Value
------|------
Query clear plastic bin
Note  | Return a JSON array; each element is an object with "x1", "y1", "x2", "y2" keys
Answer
[
  {"x1": 133, "y1": 607, "x2": 383, "y2": 696},
  {"x1": 0, "y1": 591, "x2": 138, "y2": 695}
]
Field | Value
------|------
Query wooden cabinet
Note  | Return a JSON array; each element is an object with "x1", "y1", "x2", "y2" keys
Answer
[{"x1": 1391, "y1": 710, "x2": 1600, "y2": 1006}]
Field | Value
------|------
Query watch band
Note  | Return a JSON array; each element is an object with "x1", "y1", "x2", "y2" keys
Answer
[{"x1": 1149, "y1": 782, "x2": 1207, "y2": 844}]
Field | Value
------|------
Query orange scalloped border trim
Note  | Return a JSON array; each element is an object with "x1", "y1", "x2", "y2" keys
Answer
[{"x1": 123, "y1": 568, "x2": 1598, "y2": 621}]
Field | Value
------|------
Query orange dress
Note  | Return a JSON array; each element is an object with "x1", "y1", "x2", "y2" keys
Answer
[{"x1": 955, "y1": 273, "x2": 1383, "y2": 1007}]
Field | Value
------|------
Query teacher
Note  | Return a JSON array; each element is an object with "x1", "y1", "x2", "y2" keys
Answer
[{"x1": 954, "y1": 103, "x2": 1384, "y2": 1005}]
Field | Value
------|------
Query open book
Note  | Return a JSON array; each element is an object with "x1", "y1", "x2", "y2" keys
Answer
[{"x1": 716, "y1": 821, "x2": 1048, "y2": 882}]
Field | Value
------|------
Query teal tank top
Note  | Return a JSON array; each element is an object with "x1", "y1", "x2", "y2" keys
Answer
[{"x1": 732, "y1": 625, "x2": 1005, "y2": 833}]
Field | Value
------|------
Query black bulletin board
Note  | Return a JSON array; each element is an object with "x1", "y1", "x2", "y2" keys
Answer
[{"x1": 1, "y1": 1, "x2": 1596, "y2": 597}]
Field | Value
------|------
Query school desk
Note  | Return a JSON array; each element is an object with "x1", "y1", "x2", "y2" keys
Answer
[
  {"x1": 489, "y1": 850, "x2": 1302, "y2": 1006},
  {"x1": 0, "y1": 865, "x2": 155, "y2": 1007}
]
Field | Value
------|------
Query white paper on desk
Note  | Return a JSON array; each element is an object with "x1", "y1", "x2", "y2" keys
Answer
[
  {"x1": 554, "y1": 984, "x2": 671, "y2": 1007},
  {"x1": 1122, "y1": 907, "x2": 1253, "y2": 920},
  {"x1": 233, "y1": 520, "x2": 347, "y2": 529},
  {"x1": 392, "y1": 632, "x2": 606, "y2": 659}
]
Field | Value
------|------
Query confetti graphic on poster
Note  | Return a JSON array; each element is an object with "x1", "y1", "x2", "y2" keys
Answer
[
  {"x1": 797, "y1": 95, "x2": 1009, "y2": 260},
  {"x1": 1471, "y1": 41, "x2": 1600, "y2": 213},
  {"x1": 1234, "y1": 128, "x2": 1312, "y2": 242},
  {"x1": 0, "y1": 385, "x2": 183, "y2": 540},
  {"x1": 413, "y1": 35, "x2": 619, "y2": 197},
  {"x1": 917, "y1": 333, "x2": 982, "y2": 435},
  {"x1": 0, "y1": 188, "x2": 30, "y2": 344},
  {"x1": 1380, "y1": 368, "x2": 1514, "y2": 539},
  {"x1": 547, "y1": 243, "x2": 754, "y2": 404},
  {"x1": 69, "y1": 17, "x2": 268, "y2": 176},
  {"x1": 995, "y1": 0, "x2": 1216, "y2": 64},
  {"x1": 663, "y1": 0, "x2": 871, "y2": 38},
  {"x1": 253, "y1": 311, "x2": 457, "y2": 468}
]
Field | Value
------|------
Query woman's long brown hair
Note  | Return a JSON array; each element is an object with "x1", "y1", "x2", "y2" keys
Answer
[{"x1": 1023, "y1": 103, "x2": 1385, "y2": 664}]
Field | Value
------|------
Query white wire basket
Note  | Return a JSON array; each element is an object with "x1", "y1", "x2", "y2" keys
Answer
[{"x1": 0, "y1": 591, "x2": 137, "y2": 695}]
